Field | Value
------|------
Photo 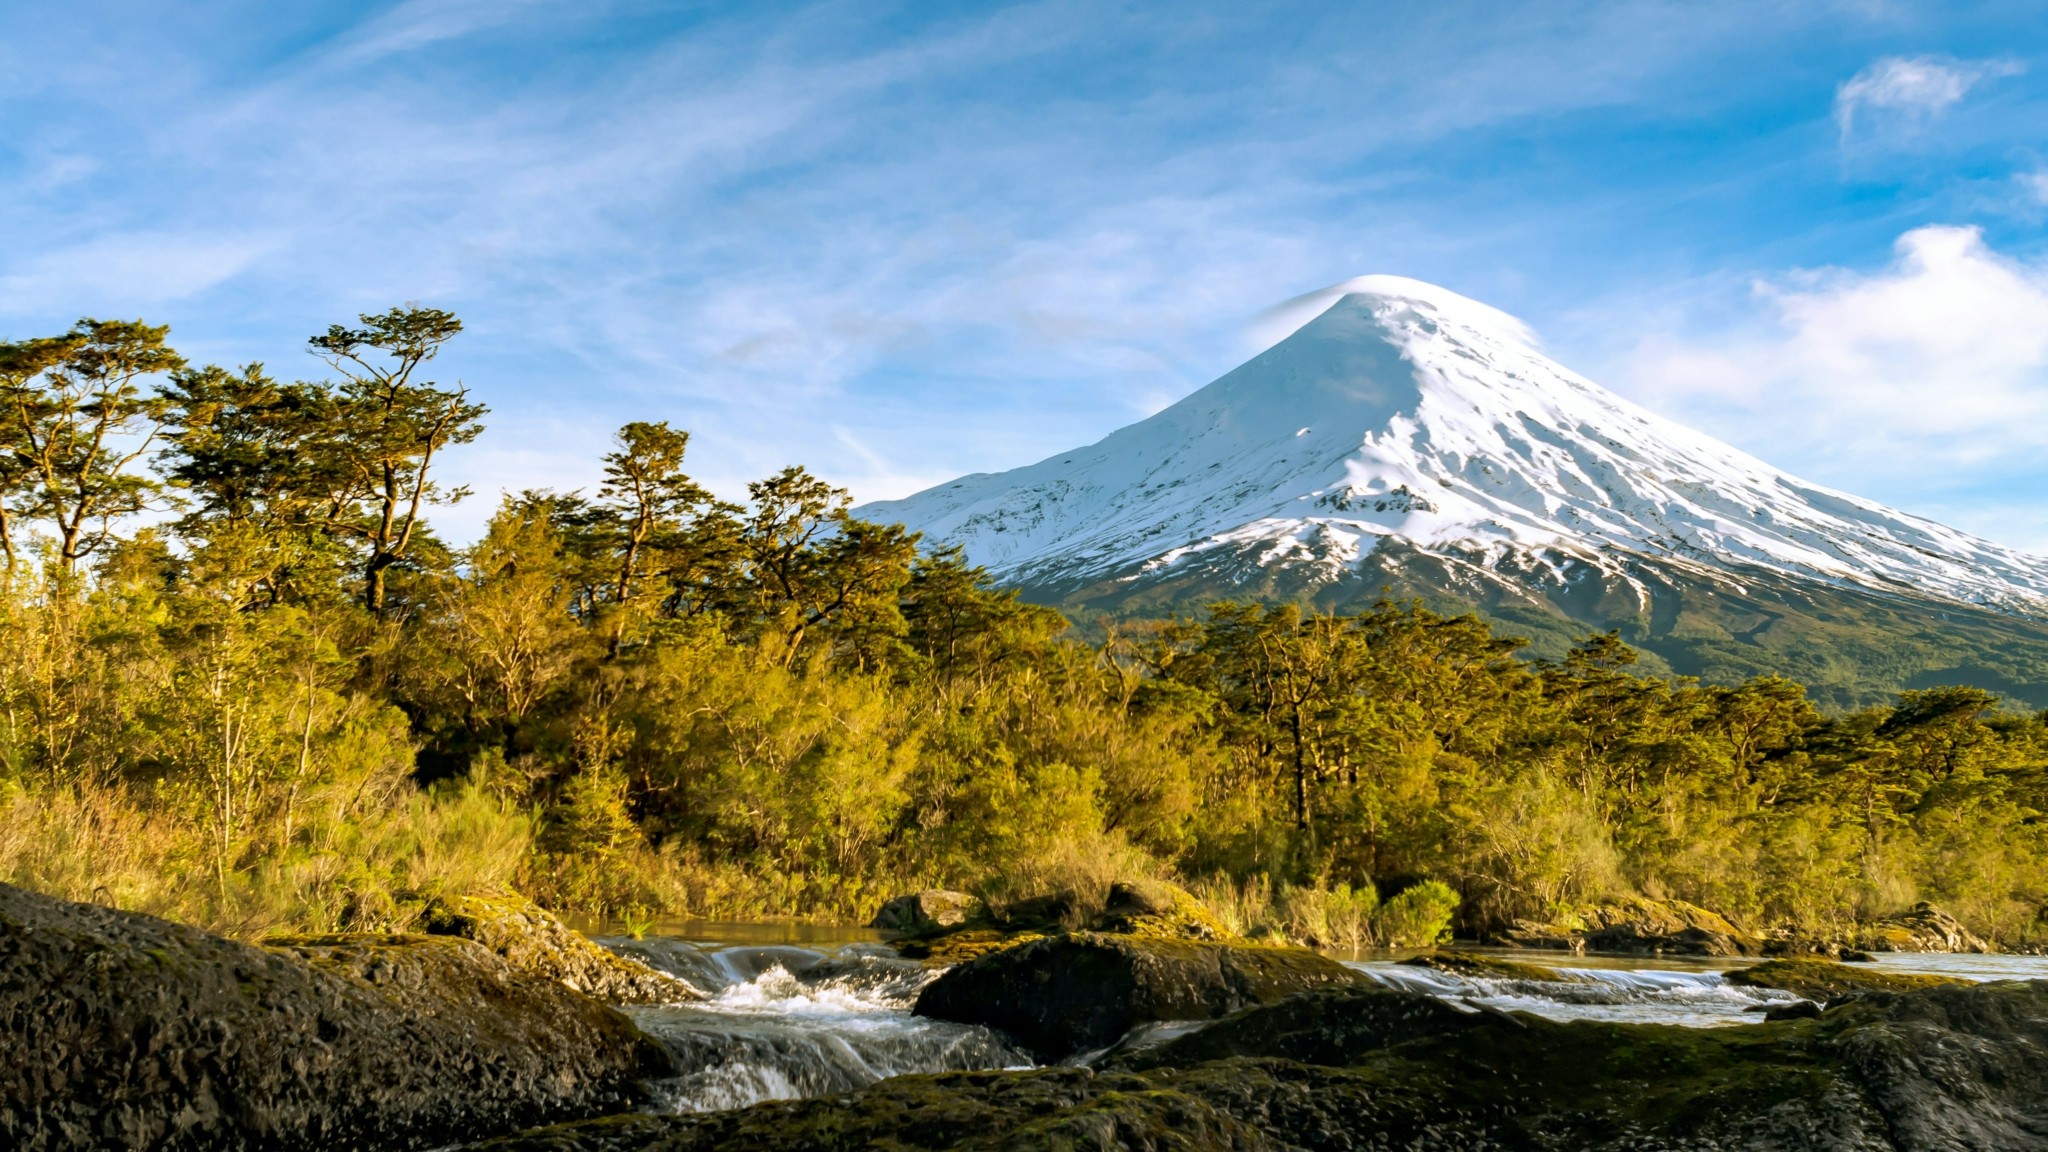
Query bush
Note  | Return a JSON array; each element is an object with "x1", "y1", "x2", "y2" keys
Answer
[{"x1": 1373, "y1": 880, "x2": 1460, "y2": 948}]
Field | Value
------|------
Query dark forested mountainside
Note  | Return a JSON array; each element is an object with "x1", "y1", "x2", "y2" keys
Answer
[
  {"x1": 1026, "y1": 537, "x2": 2048, "y2": 712},
  {"x1": 0, "y1": 309, "x2": 2044, "y2": 949}
]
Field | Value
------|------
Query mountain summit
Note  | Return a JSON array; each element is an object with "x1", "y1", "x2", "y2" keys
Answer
[{"x1": 863, "y1": 278, "x2": 2048, "y2": 705}]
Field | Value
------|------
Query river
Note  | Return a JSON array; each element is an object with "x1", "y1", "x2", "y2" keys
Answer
[{"x1": 589, "y1": 922, "x2": 2048, "y2": 1116}]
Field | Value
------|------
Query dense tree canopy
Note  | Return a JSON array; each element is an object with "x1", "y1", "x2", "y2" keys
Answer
[{"x1": 0, "y1": 307, "x2": 2041, "y2": 948}]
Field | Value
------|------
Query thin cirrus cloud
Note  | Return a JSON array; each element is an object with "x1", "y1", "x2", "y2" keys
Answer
[
  {"x1": 1833, "y1": 54, "x2": 2024, "y2": 139},
  {"x1": 1, "y1": 2, "x2": 2047, "y2": 549}
]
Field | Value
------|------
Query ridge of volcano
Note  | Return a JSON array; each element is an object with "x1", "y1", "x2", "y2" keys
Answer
[{"x1": 861, "y1": 278, "x2": 2048, "y2": 706}]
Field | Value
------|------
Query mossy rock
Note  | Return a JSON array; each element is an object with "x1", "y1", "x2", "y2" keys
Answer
[
  {"x1": 415, "y1": 893, "x2": 695, "y2": 1004},
  {"x1": 1093, "y1": 880, "x2": 1237, "y2": 942},
  {"x1": 0, "y1": 881, "x2": 669, "y2": 1151},
  {"x1": 870, "y1": 890, "x2": 978, "y2": 934},
  {"x1": 894, "y1": 927, "x2": 1050, "y2": 966},
  {"x1": 1399, "y1": 950, "x2": 1590, "y2": 983},
  {"x1": 1852, "y1": 903, "x2": 1992, "y2": 954},
  {"x1": 913, "y1": 931, "x2": 1359, "y2": 1062},
  {"x1": 1500, "y1": 895, "x2": 1762, "y2": 957},
  {"x1": 1725, "y1": 958, "x2": 1966, "y2": 1000},
  {"x1": 893, "y1": 880, "x2": 1233, "y2": 967},
  {"x1": 464, "y1": 1067, "x2": 1266, "y2": 1151}
]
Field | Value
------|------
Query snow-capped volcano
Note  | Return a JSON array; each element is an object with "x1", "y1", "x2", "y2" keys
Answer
[{"x1": 863, "y1": 277, "x2": 2048, "y2": 618}]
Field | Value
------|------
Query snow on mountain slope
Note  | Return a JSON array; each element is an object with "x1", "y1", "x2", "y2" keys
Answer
[{"x1": 860, "y1": 277, "x2": 2048, "y2": 615}]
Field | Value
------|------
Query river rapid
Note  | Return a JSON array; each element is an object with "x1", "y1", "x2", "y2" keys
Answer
[{"x1": 592, "y1": 923, "x2": 2048, "y2": 1116}]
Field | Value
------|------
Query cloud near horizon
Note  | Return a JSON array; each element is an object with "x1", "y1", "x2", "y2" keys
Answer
[{"x1": 1622, "y1": 225, "x2": 2048, "y2": 548}]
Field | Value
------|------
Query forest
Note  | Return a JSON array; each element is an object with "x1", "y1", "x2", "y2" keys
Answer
[{"x1": 1, "y1": 308, "x2": 2043, "y2": 948}]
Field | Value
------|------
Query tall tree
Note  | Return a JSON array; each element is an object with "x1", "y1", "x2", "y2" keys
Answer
[
  {"x1": 307, "y1": 307, "x2": 485, "y2": 616},
  {"x1": 741, "y1": 467, "x2": 919, "y2": 663},
  {"x1": 594, "y1": 421, "x2": 714, "y2": 649},
  {"x1": 0, "y1": 320, "x2": 184, "y2": 573},
  {"x1": 157, "y1": 362, "x2": 331, "y2": 534}
]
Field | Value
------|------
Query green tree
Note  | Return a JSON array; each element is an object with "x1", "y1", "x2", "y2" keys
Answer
[
  {"x1": 0, "y1": 320, "x2": 185, "y2": 572},
  {"x1": 741, "y1": 467, "x2": 920, "y2": 664},
  {"x1": 307, "y1": 307, "x2": 485, "y2": 616}
]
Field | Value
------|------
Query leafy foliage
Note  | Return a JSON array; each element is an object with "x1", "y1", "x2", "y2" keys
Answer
[{"x1": 0, "y1": 306, "x2": 2041, "y2": 949}]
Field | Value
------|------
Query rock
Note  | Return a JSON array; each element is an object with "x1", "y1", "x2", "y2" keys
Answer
[
  {"x1": 869, "y1": 890, "x2": 977, "y2": 934},
  {"x1": 893, "y1": 927, "x2": 1049, "y2": 966},
  {"x1": 1724, "y1": 957, "x2": 1966, "y2": 1001},
  {"x1": 896, "y1": 882, "x2": 1236, "y2": 967},
  {"x1": 1857, "y1": 902, "x2": 1992, "y2": 954},
  {"x1": 466, "y1": 982, "x2": 2048, "y2": 1151},
  {"x1": 912, "y1": 931, "x2": 1359, "y2": 1062},
  {"x1": 1498, "y1": 896, "x2": 1761, "y2": 956},
  {"x1": 994, "y1": 890, "x2": 1078, "y2": 929},
  {"x1": 1399, "y1": 949, "x2": 1590, "y2": 983},
  {"x1": 1111, "y1": 982, "x2": 1497, "y2": 1070},
  {"x1": 461, "y1": 1067, "x2": 1269, "y2": 1152},
  {"x1": 1093, "y1": 880, "x2": 1234, "y2": 941},
  {"x1": 1581, "y1": 896, "x2": 1761, "y2": 956},
  {"x1": 418, "y1": 893, "x2": 695, "y2": 1004},
  {"x1": 1761, "y1": 931, "x2": 1876, "y2": 962},
  {"x1": 0, "y1": 882, "x2": 671, "y2": 1151},
  {"x1": 1491, "y1": 917, "x2": 1587, "y2": 952}
]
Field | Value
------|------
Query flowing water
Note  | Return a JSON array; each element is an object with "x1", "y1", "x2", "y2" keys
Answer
[
  {"x1": 1342, "y1": 949, "x2": 2048, "y2": 1028},
  {"x1": 596, "y1": 930, "x2": 1027, "y2": 1114},
  {"x1": 593, "y1": 927, "x2": 2048, "y2": 1115}
]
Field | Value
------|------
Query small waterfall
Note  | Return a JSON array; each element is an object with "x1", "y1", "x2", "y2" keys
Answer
[
  {"x1": 1347, "y1": 961, "x2": 1801, "y2": 1026},
  {"x1": 591, "y1": 932, "x2": 2034, "y2": 1118},
  {"x1": 602, "y1": 940, "x2": 1028, "y2": 1113}
]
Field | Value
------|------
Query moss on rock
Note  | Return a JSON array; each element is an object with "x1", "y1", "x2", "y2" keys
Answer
[
  {"x1": 913, "y1": 931, "x2": 1359, "y2": 1062},
  {"x1": 0, "y1": 882, "x2": 670, "y2": 1151},
  {"x1": 1094, "y1": 880, "x2": 1238, "y2": 942},
  {"x1": 1724, "y1": 957, "x2": 1965, "y2": 1000},
  {"x1": 1398, "y1": 950, "x2": 1590, "y2": 982},
  {"x1": 414, "y1": 893, "x2": 695, "y2": 1004}
]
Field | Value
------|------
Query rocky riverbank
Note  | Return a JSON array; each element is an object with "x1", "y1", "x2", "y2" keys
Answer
[
  {"x1": 467, "y1": 978, "x2": 2048, "y2": 1151},
  {"x1": 14, "y1": 873, "x2": 2045, "y2": 1152},
  {"x1": 0, "y1": 881, "x2": 683, "y2": 1151}
]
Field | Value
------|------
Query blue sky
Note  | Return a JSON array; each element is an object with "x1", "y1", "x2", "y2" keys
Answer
[{"x1": 2, "y1": 1, "x2": 2046, "y2": 548}]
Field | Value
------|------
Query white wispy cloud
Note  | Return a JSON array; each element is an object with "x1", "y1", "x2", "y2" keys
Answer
[
  {"x1": 0, "y1": 231, "x2": 277, "y2": 315},
  {"x1": 1621, "y1": 225, "x2": 2048, "y2": 548},
  {"x1": 5, "y1": 1, "x2": 2044, "y2": 542},
  {"x1": 326, "y1": 0, "x2": 553, "y2": 68},
  {"x1": 1834, "y1": 55, "x2": 2022, "y2": 139}
]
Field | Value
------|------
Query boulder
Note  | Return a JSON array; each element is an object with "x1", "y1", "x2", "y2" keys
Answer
[
  {"x1": 1857, "y1": 902, "x2": 1991, "y2": 954},
  {"x1": 1496, "y1": 896, "x2": 1761, "y2": 956},
  {"x1": 1092, "y1": 880, "x2": 1234, "y2": 940},
  {"x1": 869, "y1": 890, "x2": 977, "y2": 935},
  {"x1": 1725, "y1": 958, "x2": 1964, "y2": 1001},
  {"x1": 0, "y1": 881, "x2": 671, "y2": 1152},
  {"x1": 418, "y1": 893, "x2": 696, "y2": 1004},
  {"x1": 1761, "y1": 932, "x2": 1876, "y2": 962},
  {"x1": 1581, "y1": 896, "x2": 1761, "y2": 956},
  {"x1": 912, "y1": 931, "x2": 1358, "y2": 1062},
  {"x1": 893, "y1": 927, "x2": 1049, "y2": 966}
]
